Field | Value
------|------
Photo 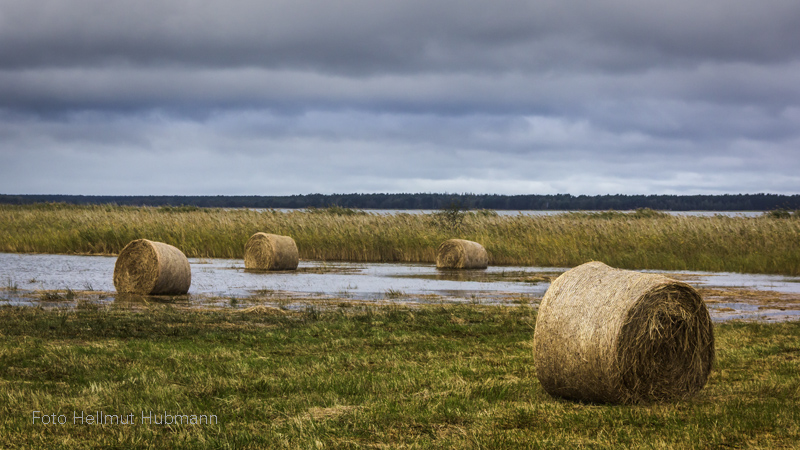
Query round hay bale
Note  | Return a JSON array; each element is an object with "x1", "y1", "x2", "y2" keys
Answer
[
  {"x1": 244, "y1": 232, "x2": 299, "y2": 271},
  {"x1": 533, "y1": 261, "x2": 714, "y2": 404},
  {"x1": 435, "y1": 239, "x2": 489, "y2": 269},
  {"x1": 113, "y1": 239, "x2": 191, "y2": 295}
]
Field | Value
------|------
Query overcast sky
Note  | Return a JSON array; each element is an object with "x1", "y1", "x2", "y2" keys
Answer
[{"x1": 1, "y1": 0, "x2": 799, "y2": 196}]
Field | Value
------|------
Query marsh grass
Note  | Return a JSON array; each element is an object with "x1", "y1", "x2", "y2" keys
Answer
[
  {"x1": 38, "y1": 289, "x2": 76, "y2": 302},
  {"x1": 0, "y1": 304, "x2": 798, "y2": 449},
  {"x1": 4, "y1": 276, "x2": 18, "y2": 291},
  {"x1": 397, "y1": 270, "x2": 557, "y2": 284},
  {"x1": 384, "y1": 289, "x2": 404, "y2": 299},
  {"x1": 1, "y1": 204, "x2": 799, "y2": 274},
  {"x1": 763, "y1": 209, "x2": 799, "y2": 219}
]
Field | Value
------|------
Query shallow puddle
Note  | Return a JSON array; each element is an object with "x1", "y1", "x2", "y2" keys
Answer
[
  {"x1": 0, "y1": 253, "x2": 554, "y2": 307},
  {"x1": 1, "y1": 253, "x2": 799, "y2": 322}
]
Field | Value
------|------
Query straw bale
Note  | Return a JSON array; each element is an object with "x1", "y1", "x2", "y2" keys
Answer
[
  {"x1": 113, "y1": 239, "x2": 191, "y2": 295},
  {"x1": 533, "y1": 261, "x2": 714, "y2": 404},
  {"x1": 436, "y1": 239, "x2": 489, "y2": 269},
  {"x1": 244, "y1": 232, "x2": 299, "y2": 270}
]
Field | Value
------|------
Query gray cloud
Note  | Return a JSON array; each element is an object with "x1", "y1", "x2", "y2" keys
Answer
[
  {"x1": 0, "y1": 0, "x2": 799, "y2": 195},
  {"x1": 2, "y1": 108, "x2": 797, "y2": 195},
  {"x1": 3, "y1": 0, "x2": 799, "y2": 72}
]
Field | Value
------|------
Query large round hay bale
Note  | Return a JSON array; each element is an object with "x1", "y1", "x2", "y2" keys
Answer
[
  {"x1": 533, "y1": 261, "x2": 714, "y2": 404},
  {"x1": 435, "y1": 239, "x2": 489, "y2": 269},
  {"x1": 244, "y1": 232, "x2": 299, "y2": 270},
  {"x1": 113, "y1": 239, "x2": 191, "y2": 295}
]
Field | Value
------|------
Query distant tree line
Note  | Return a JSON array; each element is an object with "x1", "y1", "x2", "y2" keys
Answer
[{"x1": 1, "y1": 193, "x2": 799, "y2": 211}]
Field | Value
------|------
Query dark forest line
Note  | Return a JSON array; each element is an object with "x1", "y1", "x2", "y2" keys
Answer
[{"x1": 1, "y1": 193, "x2": 798, "y2": 211}]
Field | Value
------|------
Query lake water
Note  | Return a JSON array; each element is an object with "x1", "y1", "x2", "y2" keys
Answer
[
  {"x1": 1, "y1": 253, "x2": 798, "y2": 322},
  {"x1": 254, "y1": 209, "x2": 765, "y2": 217}
]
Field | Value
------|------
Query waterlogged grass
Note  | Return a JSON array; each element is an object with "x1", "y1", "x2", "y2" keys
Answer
[
  {"x1": 0, "y1": 304, "x2": 798, "y2": 449},
  {"x1": 1, "y1": 204, "x2": 799, "y2": 274}
]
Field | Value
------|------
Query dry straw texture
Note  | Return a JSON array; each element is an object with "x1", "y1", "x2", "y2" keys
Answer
[
  {"x1": 244, "y1": 232, "x2": 300, "y2": 270},
  {"x1": 435, "y1": 239, "x2": 489, "y2": 269},
  {"x1": 113, "y1": 239, "x2": 191, "y2": 295},
  {"x1": 533, "y1": 261, "x2": 714, "y2": 404}
]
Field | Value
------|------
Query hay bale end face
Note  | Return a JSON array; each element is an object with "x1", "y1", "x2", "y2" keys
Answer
[
  {"x1": 436, "y1": 239, "x2": 489, "y2": 269},
  {"x1": 244, "y1": 232, "x2": 299, "y2": 271},
  {"x1": 533, "y1": 261, "x2": 714, "y2": 404},
  {"x1": 113, "y1": 239, "x2": 191, "y2": 295}
]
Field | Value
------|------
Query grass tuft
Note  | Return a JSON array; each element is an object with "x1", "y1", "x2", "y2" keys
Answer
[{"x1": 4, "y1": 276, "x2": 18, "y2": 291}]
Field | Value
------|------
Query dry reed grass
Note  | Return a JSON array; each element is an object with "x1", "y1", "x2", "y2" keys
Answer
[
  {"x1": 533, "y1": 261, "x2": 715, "y2": 404},
  {"x1": 2, "y1": 204, "x2": 799, "y2": 275},
  {"x1": 244, "y1": 232, "x2": 299, "y2": 270},
  {"x1": 113, "y1": 239, "x2": 191, "y2": 295},
  {"x1": 436, "y1": 239, "x2": 489, "y2": 269}
]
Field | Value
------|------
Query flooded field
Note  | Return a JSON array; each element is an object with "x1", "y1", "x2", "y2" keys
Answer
[{"x1": 1, "y1": 252, "x2": 799, "y2": 322}]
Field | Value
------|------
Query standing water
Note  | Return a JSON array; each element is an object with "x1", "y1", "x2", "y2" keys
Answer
[{"x1": 1, "y1": 253, "x2": 798, "y2": 322}]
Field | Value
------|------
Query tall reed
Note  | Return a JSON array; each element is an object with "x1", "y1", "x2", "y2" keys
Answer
[{"x1": 1, "y1": 204, "x2": 798, "y2": 275}]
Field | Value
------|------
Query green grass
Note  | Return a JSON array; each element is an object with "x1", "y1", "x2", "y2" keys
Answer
[
  {"x1": 1, "y1": 204, "x2": 799, "y2": 274},
  {"x1": 0, "y1": 304, "x2": 798, "y2": 449}
]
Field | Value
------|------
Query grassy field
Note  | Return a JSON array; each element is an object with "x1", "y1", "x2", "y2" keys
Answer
[
  {"x1": 0, "y1": 303, "x2": 798, "y2": 449},
  {"x1": 1, "y1": 204, "x2": 799, "y2": 275}
]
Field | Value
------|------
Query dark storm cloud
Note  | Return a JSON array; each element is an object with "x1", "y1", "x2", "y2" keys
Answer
[
  {"x1": 2, "y1": 0, "x2": 799, "y2": 72},
  {"x1": 2, "y1": 0, "x2": 800, "y2": 115},
  {"x1": 0, "y1": 0, "x2": 798, "y2": 195}
]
